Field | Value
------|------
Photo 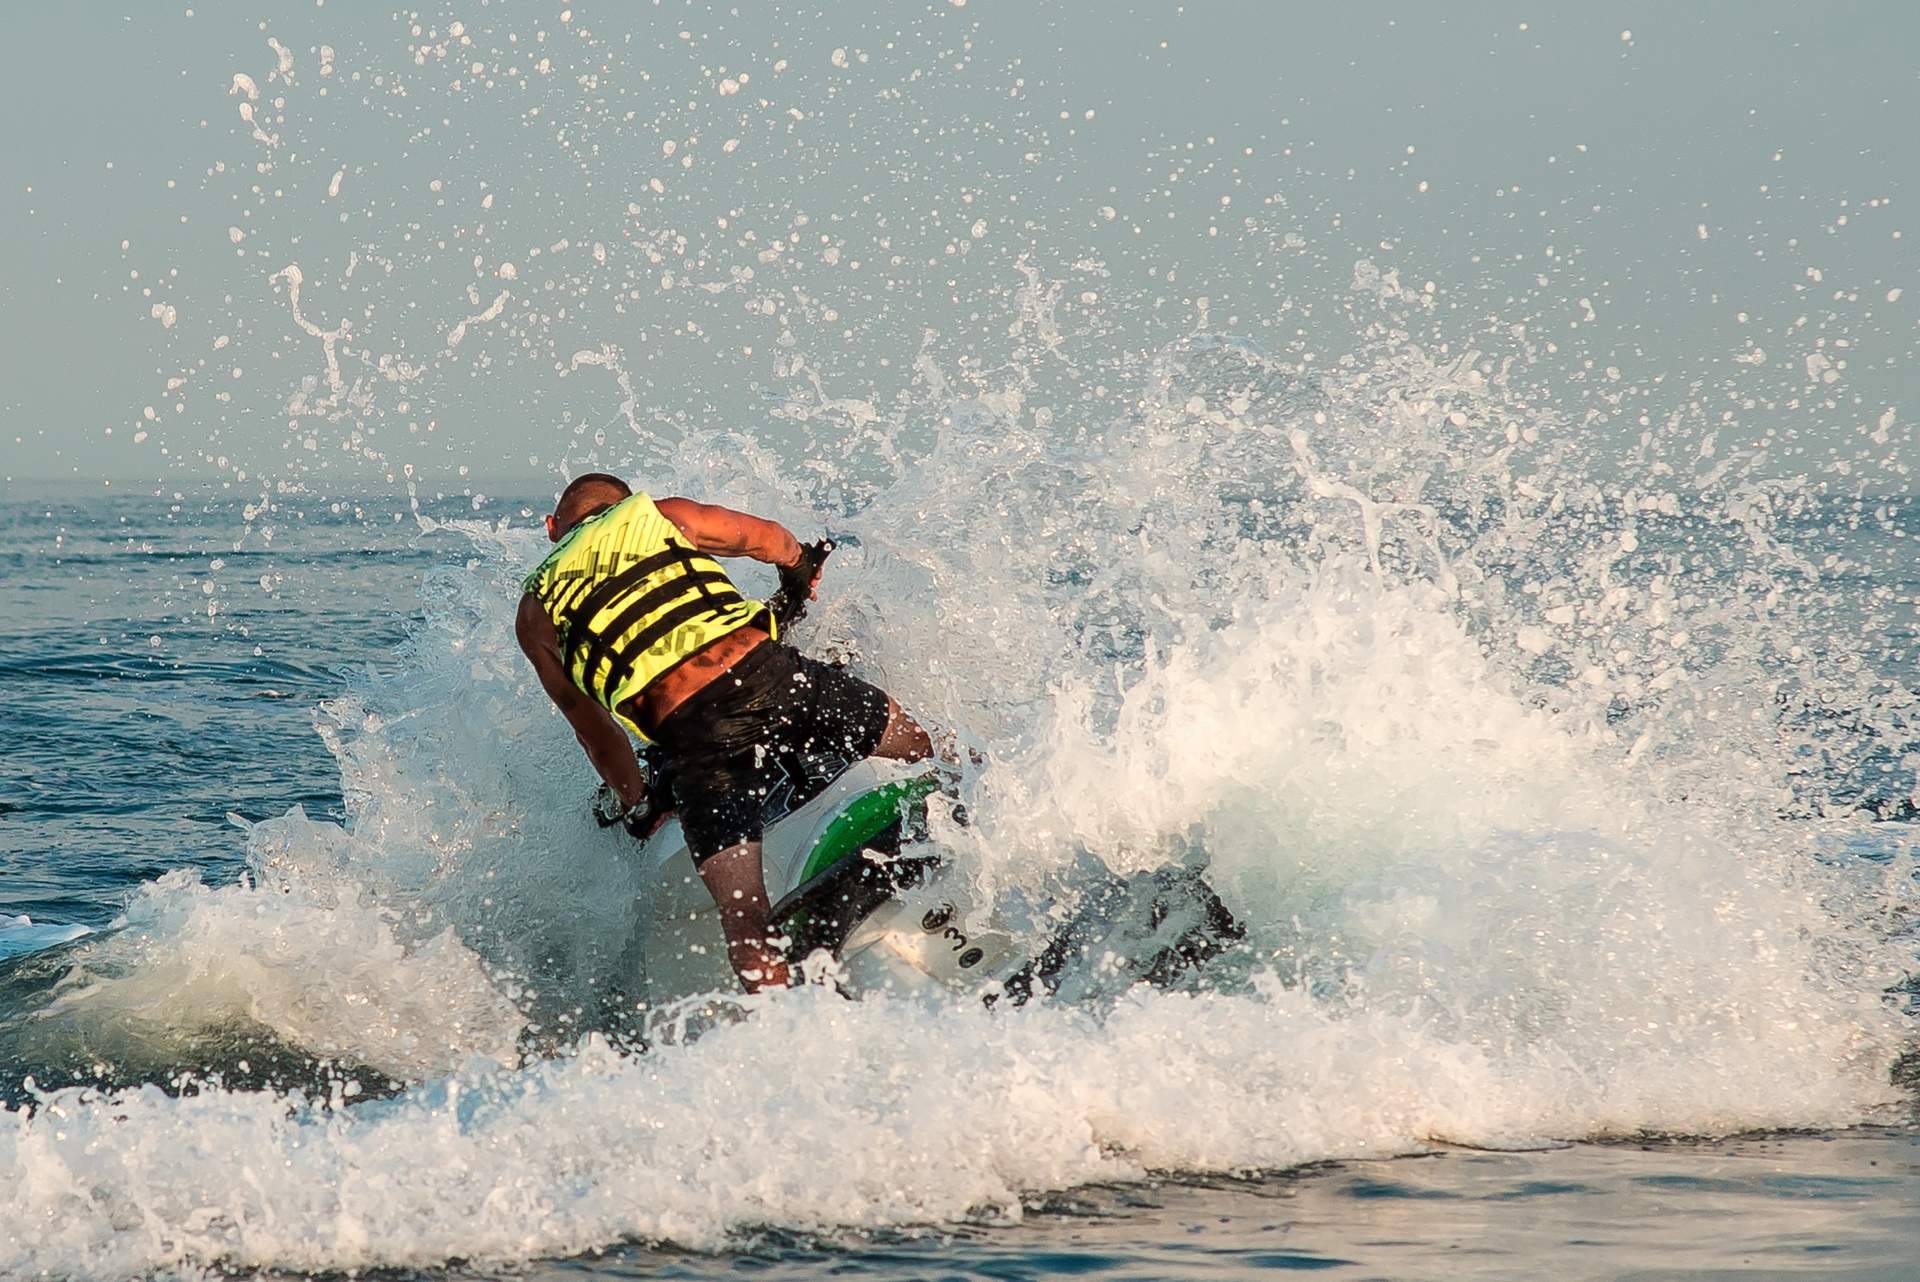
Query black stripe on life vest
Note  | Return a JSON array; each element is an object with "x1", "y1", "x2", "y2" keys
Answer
[
  {"x1": 599, "y1": 592, "x2": 748, "y2": 694},
  {"x1": 558, "y1": 545, "x2": 697, "y2": 670},
  {"x1": 552, "y1": 565, "x2": 606, "y2": 618},
  {"x1": 571, "y1": 569, "x2": 735, "y2": 696}
]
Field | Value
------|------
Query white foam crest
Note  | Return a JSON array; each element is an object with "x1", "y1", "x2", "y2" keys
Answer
[
  {"x1": 0, "y1": 977, "x2": 1897, "y2": 1278},
  {"x1": 954, "y1": 543, "x2": 1907, "y2": 1078},
  {"x1": 27, "y1": 870, "x2": 523, "y2": 1079},
  {"x1": 232, "y1": 520, "x2": 707, "y2": 1026},
  {"x1": 0, "y1": 916, "x2": 90, "y2": 962},
  {"x1": 995, "y1": 566, "x2": 1607, "y2": 873}
]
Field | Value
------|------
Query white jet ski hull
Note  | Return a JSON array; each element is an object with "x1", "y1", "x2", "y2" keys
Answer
[{"x1": 619, "y1": 759, "x2": 1243, "y2": 1009}]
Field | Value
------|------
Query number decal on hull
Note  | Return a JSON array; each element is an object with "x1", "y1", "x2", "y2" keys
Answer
[{"x1": 919, "y1": 904, "x2": 983, "y2": 967}]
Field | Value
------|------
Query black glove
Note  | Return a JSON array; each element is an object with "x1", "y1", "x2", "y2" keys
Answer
[
  {"x1": 591, "y1": 782, "x2": 657, "y2": 839},
  {"x1": 769, "y1": 539, "x2": 834, "y2": 630}
]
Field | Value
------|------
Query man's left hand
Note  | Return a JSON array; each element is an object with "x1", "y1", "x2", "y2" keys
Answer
[{"x1": 593, "y1": 782, "x2": 671, "y2": 839}]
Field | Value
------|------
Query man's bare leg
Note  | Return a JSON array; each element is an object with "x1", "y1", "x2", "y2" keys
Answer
[{"x1": 696, "y1": 840, "x2": 791, "y2": 992}]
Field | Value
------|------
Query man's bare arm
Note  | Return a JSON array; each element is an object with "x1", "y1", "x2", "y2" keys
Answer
[
  {"x1": 654, "y1": 496, "x2": 804, "y2": 567},
  {"x1": 514, "y1": 594, "x2": 649, "y2": 807}
]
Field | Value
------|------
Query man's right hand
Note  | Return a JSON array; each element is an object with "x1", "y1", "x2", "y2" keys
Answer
[
  {"x1": 771, "y1": 540, "x2": 833, "y2": 628},
  {"x1": 778, "y1": 540, "x2": 830, "y2": 599}
]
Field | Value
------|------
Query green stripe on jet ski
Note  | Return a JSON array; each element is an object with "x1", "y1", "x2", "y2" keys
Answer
[{"x1": 798, "y1": 774, "x2": 943, "y2": 883}]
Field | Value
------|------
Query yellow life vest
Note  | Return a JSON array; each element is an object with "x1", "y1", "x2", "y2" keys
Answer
[{"x1": 522, "y1": 492, "x2": 772, "y2": 739}]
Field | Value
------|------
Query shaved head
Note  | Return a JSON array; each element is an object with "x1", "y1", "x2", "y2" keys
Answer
[{"x1": 551, "y1": 472, "x2": 632, "y2": 536}]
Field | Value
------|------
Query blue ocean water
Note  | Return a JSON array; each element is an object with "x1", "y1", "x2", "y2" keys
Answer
[
  {"x1": 1, "y1": 487, "x2": 453, "y2": 930},
  {"x1": 2, "y1": 484, "x2": 1916, "y2": 1280}
]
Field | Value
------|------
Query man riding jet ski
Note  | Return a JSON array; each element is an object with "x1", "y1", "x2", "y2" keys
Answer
[{"x1": 518, "y1": 474, "x2": 1241, "y2": 1007}]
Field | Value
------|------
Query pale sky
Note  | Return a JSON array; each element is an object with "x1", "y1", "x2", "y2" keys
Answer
[{"x1": 2, "y1": 1, "x2": 1913, "y2": 489}]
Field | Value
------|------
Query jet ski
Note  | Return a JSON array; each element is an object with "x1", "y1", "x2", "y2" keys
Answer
[{"x1": 616, "y1": 753, "x2": 1244, "y2": 1008}]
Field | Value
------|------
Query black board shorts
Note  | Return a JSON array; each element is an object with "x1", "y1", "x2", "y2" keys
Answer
[{"x1": 649, "y1": 641, "x2": 893, "y2": 862}]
